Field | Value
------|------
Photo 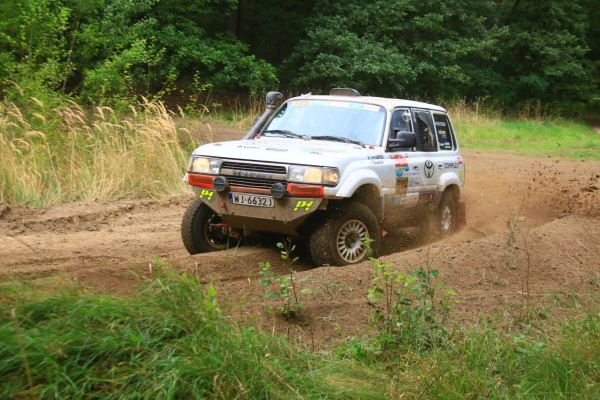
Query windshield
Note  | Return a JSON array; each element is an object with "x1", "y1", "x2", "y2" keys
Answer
[{"x1": 261, "y1": 99, "x2": 386, "y2": 146}]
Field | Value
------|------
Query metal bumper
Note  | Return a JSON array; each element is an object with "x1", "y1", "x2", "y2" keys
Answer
[{"x1": 191, "y1": 187, "x2": 323, "y2": 236}]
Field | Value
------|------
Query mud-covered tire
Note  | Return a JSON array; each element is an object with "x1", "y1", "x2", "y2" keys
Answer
[
  {"x1": 309, "y1": 202, "x2": 380, "y2": 266},
  {"x1": 429, "y1": 191, "x2": 458, "y2": 238},
  {"x1": 181, "y1": 199, "x2": 231, "y2": 254}
]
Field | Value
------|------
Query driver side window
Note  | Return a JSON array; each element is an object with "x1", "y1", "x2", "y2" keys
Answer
[{"x1": 390, "y1": 109, "x2": 412, "y2": 137}]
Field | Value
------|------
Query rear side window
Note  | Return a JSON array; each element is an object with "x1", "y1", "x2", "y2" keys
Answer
[
  {"x1": 414, "y1": 110, "x2": 436, "y2": 152},
  {"x1": 433, "y1": 113, "x2": 455, "y2": 151}
]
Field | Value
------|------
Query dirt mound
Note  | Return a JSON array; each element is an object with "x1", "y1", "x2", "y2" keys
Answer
[{"x1": 1, "y1": 150, "x2": 599, "y2": 346}]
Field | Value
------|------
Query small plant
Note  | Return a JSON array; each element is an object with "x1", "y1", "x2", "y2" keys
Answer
[
  {"x1": 367, "y1": 262, "x2": 454, "y2": 351},
  {"x1": 259, "y1": 238, "x2": 310, "y2": 319}
]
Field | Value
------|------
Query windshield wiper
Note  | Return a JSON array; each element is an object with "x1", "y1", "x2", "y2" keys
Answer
[
  {"x1": 262, "y1": 129, "x2": 311, "y2": 141},
  {"x1": 311, "y1": 135, "x2": 364, "y2": 147}
]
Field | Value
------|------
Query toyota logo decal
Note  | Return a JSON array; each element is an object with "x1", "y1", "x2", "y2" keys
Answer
[{"x1": 424, "y1": 160, "x2": 434, "y2": 178}]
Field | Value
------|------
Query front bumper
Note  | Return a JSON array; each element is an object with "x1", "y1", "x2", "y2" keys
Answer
[{"x1": 191, "y1": 186, "x2": 324, "y2": 236}]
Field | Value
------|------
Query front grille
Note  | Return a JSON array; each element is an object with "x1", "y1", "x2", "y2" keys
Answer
[
  {"x1": 221, "y1": 161, "x2": 286, "y2": 175},
  {"x1": 226, "y1": 176, "x2": 286, "y2": 189},
  {"x1": 220, "y1": 161, "x2": 288, "y2": 189}
]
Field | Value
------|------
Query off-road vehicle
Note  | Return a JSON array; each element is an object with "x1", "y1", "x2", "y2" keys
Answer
[{"x1": 182, "y1": 89, "x2": 465, "y2": 266}]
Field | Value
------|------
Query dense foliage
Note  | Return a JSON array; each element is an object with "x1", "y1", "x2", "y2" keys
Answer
[{"x1": 0, "y1": 0, "x2": 598, "y2": 110}]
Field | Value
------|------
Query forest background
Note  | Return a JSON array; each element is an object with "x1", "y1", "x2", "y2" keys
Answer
[{"x1": 1, "y1": 0, "x2": 599, "y2": 113}]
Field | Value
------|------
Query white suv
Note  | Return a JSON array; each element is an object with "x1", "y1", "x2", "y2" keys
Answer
[{"x1": 182, "y1": 89, "x2": 465, "y2": 266}]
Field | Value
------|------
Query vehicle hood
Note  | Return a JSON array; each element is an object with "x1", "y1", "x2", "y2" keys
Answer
[{"x1": 192, "y1": 137, "x2": 383, "y2": 166}]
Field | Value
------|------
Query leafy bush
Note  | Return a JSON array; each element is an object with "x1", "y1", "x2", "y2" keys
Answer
[{"x1": 367, "y1": 262, "x2": 455, "y2": 351}]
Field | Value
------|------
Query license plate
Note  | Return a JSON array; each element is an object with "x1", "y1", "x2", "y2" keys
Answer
[{"x1": 228, "y1": 193, "x2": 274, "y2": 208}]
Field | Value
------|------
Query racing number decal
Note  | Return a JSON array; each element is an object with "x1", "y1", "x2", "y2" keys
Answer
[
  {"x1": 199, "y1": 189, "x2": 214, "y2": 201},
  {"x1": 293, "y1": 200, "x2": 314, "y2": 212}
]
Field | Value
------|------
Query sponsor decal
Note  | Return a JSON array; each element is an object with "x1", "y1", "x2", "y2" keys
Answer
[
  {"x1": 199, "y1": 189, "x2": 214, "y2": 201},
  {"x1": 290, "y1": 100, "x2": 381, "y2": 112},
  {"x1": 393, "y1": 156, "x2": 409, "y2": 167},
  {"x1": 394, "y1": 156, "x2": 410, "y2": 177},
  {"x1": 409, "y1": 177, "x2": 421, "y2": 186},
  {"x1": 418, "y1": 193, "x2": 434, "y2": 203},
  {"x1": 389, "y1": 192, "x2": 419, "y2": 207},
  {"x1": 403, "y1": 193, "x2": 419, "y2": 207},
  {"x1": 368, "y1": 154, "x2": 384, "y2": 160},
  {"x1": 396, "y1": 166, "x2": 410, "y2": 177},
  {"x1": 424, "y1": 160, "x2": 435, "y2": 178},
  {"x1": 266, "y1": 147, "x2": 288, "y2": 152},
  {"x1": 293, "y1": 200, "x2": 314, "y2": 212}
]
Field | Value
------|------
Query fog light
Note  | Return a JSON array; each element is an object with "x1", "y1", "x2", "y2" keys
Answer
[
  {"x1": 213, "y1": 176, "x2": 228, "y2": 192},
  {"x1": 271, "y1": 182, "x2": 286, "y2": 199}
]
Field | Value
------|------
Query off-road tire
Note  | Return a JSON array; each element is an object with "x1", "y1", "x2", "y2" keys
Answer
[
  {"x1": 429, "y1": 191, "x2": 457, "y2": 239},
  {"x1": 181, "y1": 199, "x2": 230, "y2": 254},
  {"x1": 309, "y1": 202, "x2": 380, "y2": 266}
]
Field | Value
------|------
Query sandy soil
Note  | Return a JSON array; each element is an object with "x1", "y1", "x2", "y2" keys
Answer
[{"x1": 1, "y1": 145, "x2": 599, "y2": 347}]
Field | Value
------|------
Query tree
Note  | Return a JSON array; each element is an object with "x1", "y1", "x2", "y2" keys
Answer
[
  {"x1": 283, "y1": 0, "x2": 504, "y2": 99},
  {"x1": 492, "y1": 0, "x2": 592, "y2": 108},
  {"x1": 0, "y1": 0, "x2": 278, "y2": 106}
]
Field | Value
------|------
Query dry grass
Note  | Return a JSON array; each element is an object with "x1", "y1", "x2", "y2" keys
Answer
[{"x1": 1, "y1": 98, "x2": 195, "y2": 207}]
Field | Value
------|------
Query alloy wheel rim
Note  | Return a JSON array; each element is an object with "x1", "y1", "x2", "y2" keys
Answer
[
  {"x1": 440, "y1": 205, "x2": 452, "y2": 235},
  {"x1": 336, "y1": 220, "x2": 369, "y2": 263}
]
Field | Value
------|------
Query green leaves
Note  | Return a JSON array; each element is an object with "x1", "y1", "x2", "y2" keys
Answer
[
  {"x1": 0, "y1": 0, "x2": 278, "y2": 107},
  {"x1": 285, "y1": 0, "x2": 503, "y2": 99},
  {"x1": 368, "y1": 261, "x2": 454, "y2": 351}
]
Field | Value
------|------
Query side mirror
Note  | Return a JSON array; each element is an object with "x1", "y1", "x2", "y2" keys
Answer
[{"x1": 388, "y1": 131, "x2": 416, "y2": 149}]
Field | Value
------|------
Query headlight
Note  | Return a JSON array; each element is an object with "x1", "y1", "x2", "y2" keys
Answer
[
  {"x1": 323, "y1": 167, "x2": 340, "y2": 185},
  {"x1": 188, "y1": 157, "x2": 221, "y2": 174},
  {"x1": 288, "y1": 166, "x2": 339, "y2": 185}
]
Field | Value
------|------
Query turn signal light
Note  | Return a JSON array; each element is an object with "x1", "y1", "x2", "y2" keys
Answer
[
  {"x1": 287, "y1": 184, "x2": 324, "y2": 198},
  {"x1": 188, "y1": 173, "x2": 214, "y2": 188}
]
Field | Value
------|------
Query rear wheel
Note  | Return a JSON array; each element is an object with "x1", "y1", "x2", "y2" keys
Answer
[
  {"x1": 181, "y1": 199, "x2": 233, "y2": 254},
  {"x1": 429, "y1": 191, "x2": 457, "y2": 238},
  {"x1": 309, "y1": 203, "x2": 380, "y2": 266}
]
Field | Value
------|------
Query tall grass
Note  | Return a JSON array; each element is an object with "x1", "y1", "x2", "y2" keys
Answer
[{"x1": 0, "y1": 98, "x2": 192, "y2": 207}]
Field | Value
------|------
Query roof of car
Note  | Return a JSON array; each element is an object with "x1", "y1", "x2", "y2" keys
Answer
[{"x1": 288, "y1": 93, "x2": 447, "y2": 113}]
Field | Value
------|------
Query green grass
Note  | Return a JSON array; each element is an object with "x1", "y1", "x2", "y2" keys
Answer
[
  {"x1": 2, "y1": 270, "x2": 598, "y2": 399},
  {"x1": 454, "y1": 117, "x2": 600, "y2": 160},
  {"x1": 0, "y1": 272, "x2": 387, "y2": 399}
]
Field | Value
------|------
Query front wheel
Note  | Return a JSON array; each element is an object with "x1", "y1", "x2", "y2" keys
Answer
[
  {"x1": 309, "y1": 203, "x2": 380, "y2": 266},
  {"x1": 181, "y1": 199, "x2": 233, "y2": 254}
]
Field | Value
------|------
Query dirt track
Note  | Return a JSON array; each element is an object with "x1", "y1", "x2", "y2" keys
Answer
[{"x1": 1, "y1": 149, "x2": 599, "y2": 346}]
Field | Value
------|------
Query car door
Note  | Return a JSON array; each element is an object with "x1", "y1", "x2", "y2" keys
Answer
[
  {"x1": 384, "y1": 108, "x2": 420, "y2": 209},
  {"x1": 409, "y1": 109, "x2": 440, "y2": 202},
  {"x1": 411, "y1": 110, "x2": 464, "y2": 204}
]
